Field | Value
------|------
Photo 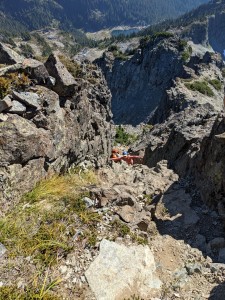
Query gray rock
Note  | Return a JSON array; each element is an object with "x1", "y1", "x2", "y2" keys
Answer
[
  {"x1": 117, "y1": 205, "x2": 136, "y2": 223},
  {"x1": 85, "y1": 239, "x2": 162, "y2": 300},
  {"x1": 22, "y1": 58, "x2": 50, "y2": 84},
  {"x1": 186, "y1": 263, "x2": 202, "y2": 275},
  {"x1": 173, "y1": 268, "x2": 189, "y2": 288},
  {"x1": 96, "y1": 37, "x2": 185, "y2": 125},
  {"x1": 209, "y1": 238, "x2": 225, "y2": 250},
  {"x1": 218, "y1": 248, "x2": 225, "y2": 263},
  {"x1": 0, "y1": 113, "x2": 8, "y2": 122},
  {"x1": 48, "y1": 76, "x2": 56, "y2": 86},
  {"x1": 12, "y1": 91, "x2": 40, "y2": 109},
  {"x1": 136, "y1": 220, "x2": 150, "y2": 232},
  {"x1": 8, "y1": 100, "x2": 26, "y2": 114},
  {"x1": 210, "y1": 263, "x2": 225, "y2": 273},
  {"x1": 83, "y1": 197, "x2": 94, "y2": 208},
  {"x1": 45, "y1": 54, "x2": 77, "y2": 97},
  {"x1": 0, "y1": 63, "x2": 112, "y2": 214},
  {"x1": 195, "y1": 234, "x2": 207, "y2": 250},
  {"x1": 0, "y1": 243, "x2": 7, "y2": 257},
  {"x1": 0, "y1": 43, "x2": 24, "y2": 65},
  {"x1": 0, "y1": 95, "x2": 12, "y2": 112},
  {"x1": 116, "y1": 192, "x2": 136, "y2": 207}
]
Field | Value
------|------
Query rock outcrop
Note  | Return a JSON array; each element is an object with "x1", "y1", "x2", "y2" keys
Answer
[
  {"x1": 97, "y1": 35, "x2": 224, "y2": 125},
  {"x1": 85, "y1": 239, "x2": 161, "y2": 300},
  {"x1": 181, "y1": 11, "x2": 225, "y2": 56},
  {"x1": 0, "y1": 47, "x2": 113, "y2": 214},
  {"x1": 97, "y1": 36, "x2": 185, "y2": 125}
]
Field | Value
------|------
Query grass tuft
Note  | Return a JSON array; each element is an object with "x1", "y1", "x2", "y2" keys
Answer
[
  {"x1": 208, "y1": 79, "x2": 222, "y2": 91},
  {"x1": 185, "y1": 80, "x2": 214, "y2": 97},
  {"x1": 0, "y1": 170, "x2": 99, "y2": 265}
]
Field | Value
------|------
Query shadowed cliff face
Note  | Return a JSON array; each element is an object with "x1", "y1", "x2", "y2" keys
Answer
[
  {"x1": 208, "y1": 12, "x2": 225, "y2": 56},
  {"x1": 181, "y1": 11, "x2": 225, "y2": 56},
  {"x1": 97, "y1": 36, "x2": 224, "y2": 125},
  {"x1": 97, "y1": 37, "x2": 186, "y2": 125},
  {"x1": 130, "y1": 46, "x2": 225, "y2": 208},
  {"x1": 0, "y1": 45, "x2": 113, "y2": 214}
]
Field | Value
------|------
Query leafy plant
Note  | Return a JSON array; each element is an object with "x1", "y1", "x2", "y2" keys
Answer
[{"x1": 108, "y1": 44, "x2": 119, "y2": 52}]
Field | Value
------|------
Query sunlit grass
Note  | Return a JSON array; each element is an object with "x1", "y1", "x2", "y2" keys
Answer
[{"x1": 0, "y1": 169, "x2": 100, "y2": 265}]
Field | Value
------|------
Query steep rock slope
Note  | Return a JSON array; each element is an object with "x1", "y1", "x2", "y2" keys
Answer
[
  {"x1": 143, "y1": 0, "x2": 225, "y2": 56},
  {"x1": 131, "y1": 49, "x2": 225, "y2": 208},
  {"x1": 0, "y1": 44, "x2": 112, "y2": 214},
  {"x1": 97, "y1": 36, "x2": 224, "y2": 125}
]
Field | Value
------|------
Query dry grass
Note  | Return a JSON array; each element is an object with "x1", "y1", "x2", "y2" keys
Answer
[
  {"x1": 0, "y1": 169, "x2": 99, "y2": 266},
  {"x1": 24, "y1": 169, "x2": 98, "y2": 203}
]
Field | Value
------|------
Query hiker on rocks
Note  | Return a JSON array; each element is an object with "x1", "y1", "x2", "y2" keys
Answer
[
  {"x1": 122, "y1": 150, "x2": 128, "y2": 156},
  {"x1": 110, "y1": 149, "x2": 121, "y2": 158}
]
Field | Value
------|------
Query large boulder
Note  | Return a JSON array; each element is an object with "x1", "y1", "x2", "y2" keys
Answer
[
  {"x1": 0, "y1": 43, "x2": 24, "y2": 65},
  {"x1": 12, "y1": 91, "x2": 40, "y2": 110},
  {"x1": 85, "y1": 239, "x2": 162, "y2": 300},
  {"x1": 22, "y1": 58, "x2": 50, "y2": 84},
  {"x1": 45, "y1": 54, "x2": 77, "y2": 96},
  {"x1": 0, "y1": 95, "x2": 12, "y2": 112}
]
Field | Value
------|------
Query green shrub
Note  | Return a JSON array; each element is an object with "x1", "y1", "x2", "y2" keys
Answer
[
  {"x1": 108, "y1": 44, "x2": 119, "y2": 52},
  {"x1": 140, "y1": 32, "x2": 174, "y2": 49},
  {"x1": 32, "y1": 33, "x2": 52, "y2": 57},
  {"x1": 178, "y1": 39, "x2": 188, "y2": 50},
  {"x1": 20, "y1": 43, "x2": 34, "y2": 58},
  {"x1": 182, "y1": 51, "x2": 191, "y2": 62},
  {"x1": 140, "y1": 35, "x2": 151, "y2": 48},
  {"x1": 152, "y1": 31, "x2": 174, "y2": 39},
  {"x1": 111, "y1": 219, "x2": 130, "y2": 237},
  {"x1": 208, "y1": 79, "x2": 222, "y2": 91},
  {"x1": 115, "y1": 125, "x2": 138, "y2": 145},
  {"x1": 113, "y1": 51, "x2": 128, "y2": 61},
  {"x1": 185, "y1": 81, "x2": 214, "y2": 96},
  {"x1": 0, "y1": 284, "x2": 60, "y2": 300}
]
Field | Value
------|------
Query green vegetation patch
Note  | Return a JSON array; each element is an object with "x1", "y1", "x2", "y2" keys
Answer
[
  {"x1": 181, "y1": 45, "x2": 192, "y2": 62},
  {"x1": 208, "y1": 79, "x2": 222, "y2": 91},
  {"x1": 0, "y1": 284, "x2": 60, "y2": 300},
  {"x1": 108, "y1": 45, "x2": 129, "y2": 61},
  {"x1": 32, "y1": 33, "x2": 52, "y2": 57},
  {"x1": 115, "y1": 125, "x2": 138, "y2": 146},
  {"x1": 140, "y1": 32, "x2": 174, "y2": 49},
  {"x1": 20, "y1": 43, "x2": 34, "y2": 58},
  {"x1": 111, "y1": 220, "x2": 148, "y2": 245},
  {"x1": 185, "y1": 80, "x2": 214, "y2": 97}
]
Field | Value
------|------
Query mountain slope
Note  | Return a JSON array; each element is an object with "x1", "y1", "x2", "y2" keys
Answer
[
  {"x1": 0, "y1": 0, "x2": 210, "y2": 34},
  {"x1": 142, "y1": 0, "x2": 225, "y2": 55}
]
